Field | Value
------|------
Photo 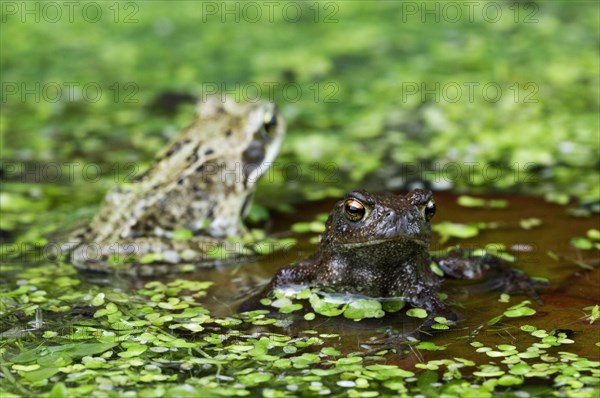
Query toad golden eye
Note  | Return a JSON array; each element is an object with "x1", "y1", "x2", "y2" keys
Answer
[
  {"x1": 344, "y1": 199, "x2": 366, "y2": 222},
  {"x1": 423, "y1": 199, "x2": 436, "y2": 221}
]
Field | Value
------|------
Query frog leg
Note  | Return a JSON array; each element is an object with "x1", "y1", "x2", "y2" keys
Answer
[
  {"x1": 432, "y1": 247, "x2": 547, "y2": 304},
  {"x1": 70, "y1": 235, "x2": 235, "y2": 274}
]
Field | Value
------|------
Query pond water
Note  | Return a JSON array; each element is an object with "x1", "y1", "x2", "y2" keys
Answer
[
  {"x1": 76, "y1": 191, "x2": 599, "y2": 363},
  {"x1": 2, "y1": 191, "x2": 598, "y2": 396}
]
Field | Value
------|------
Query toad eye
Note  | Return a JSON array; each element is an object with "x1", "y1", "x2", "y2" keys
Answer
[
  {"x1": 423, "y1": 199, "x2": 436, "y2": 221},
  {"x1": 344, "y1": 198, "x2": 366, "y2": 222},
  {"x1": 262, "y1": 111, "x2": 278, "y2": 135}
]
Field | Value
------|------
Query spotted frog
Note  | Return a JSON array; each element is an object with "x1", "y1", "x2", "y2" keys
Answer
[
  {"x1": 241, "y1": 189, "x2": 543, "y2": 319},
  {"x1": 71, "y1": 95, "x2": 285, "y2": 273}
]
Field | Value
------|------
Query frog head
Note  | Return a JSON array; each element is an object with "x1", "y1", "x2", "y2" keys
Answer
[{"x1": 190, "y1": 95, "x2": 286, "y2": 237}]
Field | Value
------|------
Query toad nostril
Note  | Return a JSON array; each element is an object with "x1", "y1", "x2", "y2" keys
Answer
[{"x1": 384, "y1": 211, "x2": 395, "y2": 221}]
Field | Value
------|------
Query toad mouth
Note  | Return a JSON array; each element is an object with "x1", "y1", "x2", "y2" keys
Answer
[{"x1": 339, "y1": 234, "x2": 429, "y2": 249}]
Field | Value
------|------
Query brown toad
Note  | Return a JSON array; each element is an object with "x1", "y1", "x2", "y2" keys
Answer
[{"x1": 242, "y1": 189, "x2": 543, "y2": 319}]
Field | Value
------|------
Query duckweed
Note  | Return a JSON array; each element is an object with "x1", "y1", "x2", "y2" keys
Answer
[{"x1": 2, "y1": 1, "x2": 599, "y2": 396}]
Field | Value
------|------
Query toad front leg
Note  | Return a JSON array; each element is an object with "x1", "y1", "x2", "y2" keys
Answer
[
  {"x1": 433, "y1": 247, "x2": 548, "y2": 304},
  {"x1": 238, "y1": 257, "x2": 320, "y2": 312}
]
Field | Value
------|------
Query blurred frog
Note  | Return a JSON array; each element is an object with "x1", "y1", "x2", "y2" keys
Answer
[{"x1": 70, "y1": 95, "x2": 285, "y2": 274}]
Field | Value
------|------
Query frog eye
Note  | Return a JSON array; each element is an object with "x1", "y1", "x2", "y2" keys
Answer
[
  {"x1": 423, "y1": 199, "x2": 436, "y2": 221},
  {"x1": 262, "y1": 111, "x2": 278, "y2": 135},
  {"x1": 344, "y1": 198, "x2": 366, "y2": 222}
]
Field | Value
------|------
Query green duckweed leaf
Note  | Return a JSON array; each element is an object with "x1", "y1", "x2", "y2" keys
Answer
[
  {"x1": 433, "y1": 222, "x2": 480, "y2": 243},
  {"x1": 343, "y1": 299, "x2": 385, "y2": 320},
  {"x1": 406, "y1": 308, "x2": 428, "y2": 319}
]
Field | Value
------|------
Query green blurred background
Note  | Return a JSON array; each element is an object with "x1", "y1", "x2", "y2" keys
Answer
[{"x1": 1, "y1": 1, "x2": 598, "y2": 208}]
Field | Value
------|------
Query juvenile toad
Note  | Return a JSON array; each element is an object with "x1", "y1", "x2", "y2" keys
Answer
[
  {"x1": 242, "y1": 189, "x2": 542, "y2": 318},
  {"x1": 70, "y1": 95, "x2": 285, "y2": 273}
]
